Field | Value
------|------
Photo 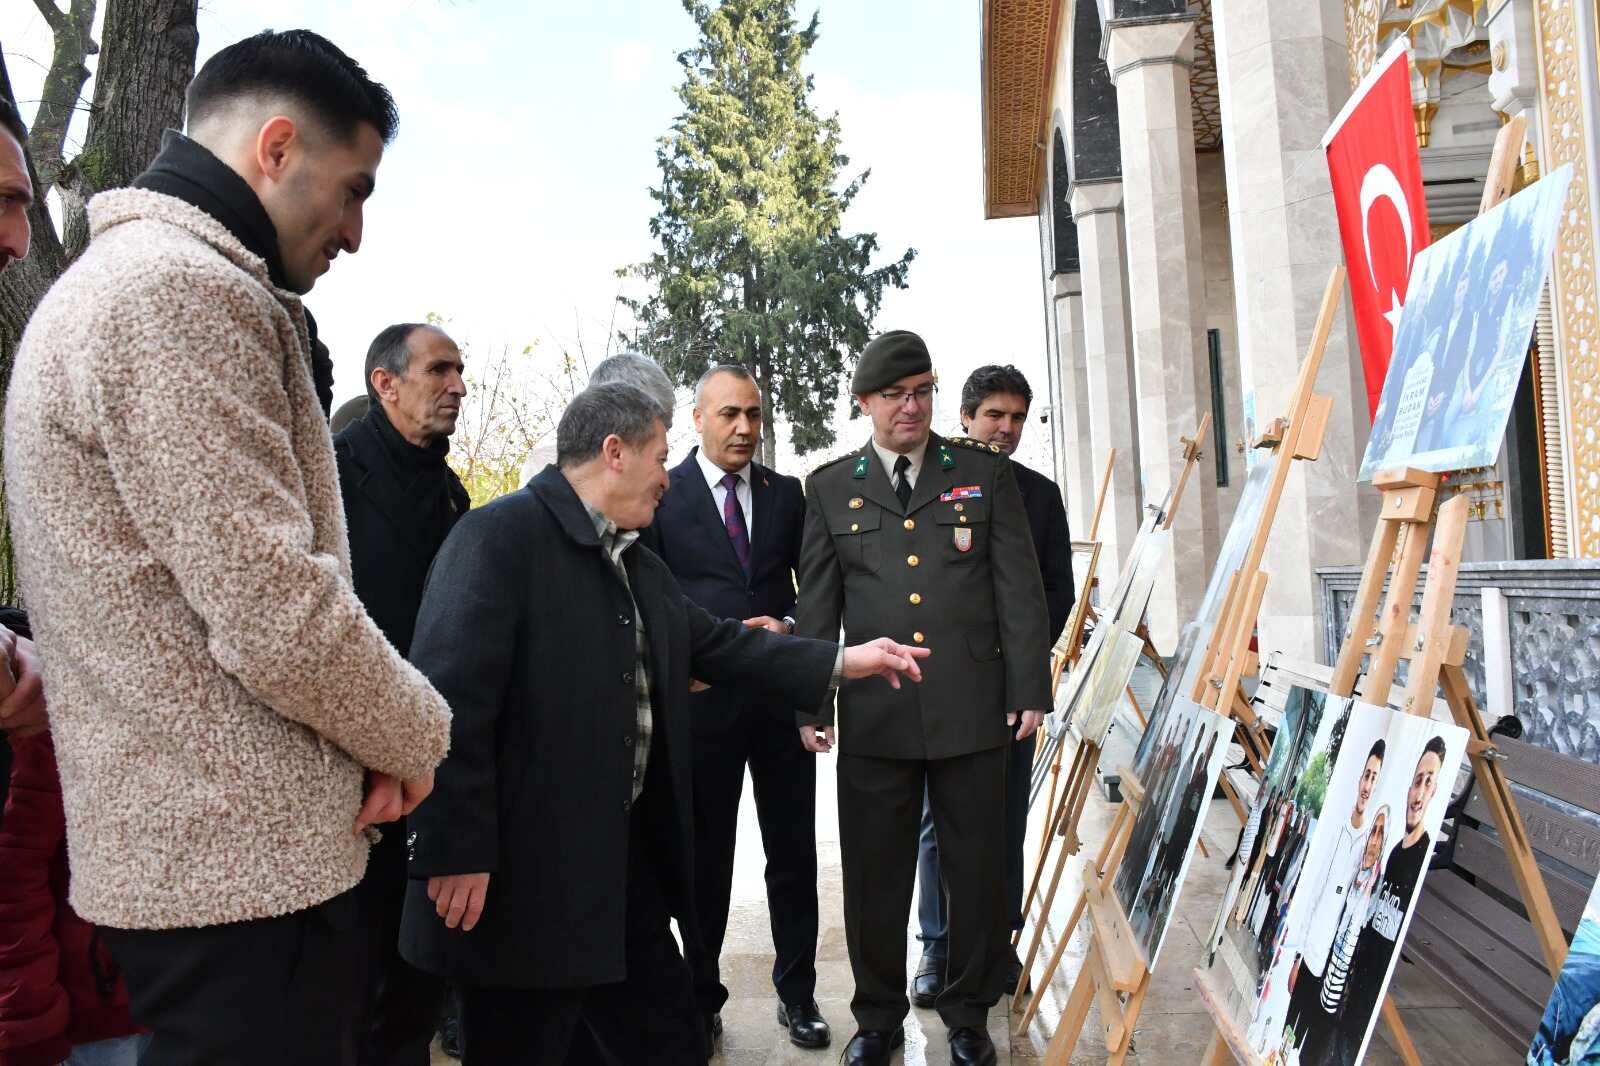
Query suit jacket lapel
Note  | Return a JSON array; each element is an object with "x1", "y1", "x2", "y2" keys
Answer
[
  {"x1": 854, "y1": 441, "x2": 902, "y2": 515},
  {"x1": 681, "y1": 448, "x2": 748, "y2": 580},
  {"x1": 747, "y1": 463, "x2": 774, "y2": 569},
  {"x1": 906, "y1": 433, "x2": 956, "y2": 515}
]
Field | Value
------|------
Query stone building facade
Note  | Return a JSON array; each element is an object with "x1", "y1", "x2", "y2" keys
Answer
[{"x1": 984, "y1": 0, "x2": 1600, "y2": 660}]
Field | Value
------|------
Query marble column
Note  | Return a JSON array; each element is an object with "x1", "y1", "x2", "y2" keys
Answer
[
  {"x1": 1211, "y1": 0, "x2": 1371, "y2": 663},
  {"x1": 1052, "y1": 271, "x2": 1096, "y2": 538},
  {"x1": 1070, "y1": 182, "x2": 1143, "y2": 582},
  {"x1": 1105, "y1": 17, "x2": 1220, "y2": 652}
]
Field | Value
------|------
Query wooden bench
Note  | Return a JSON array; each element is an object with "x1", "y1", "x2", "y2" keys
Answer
[{"x1": 1405, "y1": 730, "x2": 1600, "y2": 1051}]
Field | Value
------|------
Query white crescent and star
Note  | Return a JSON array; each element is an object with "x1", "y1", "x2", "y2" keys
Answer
[{"x1": 1359, "y1": 163, "x2": 1415, "y2": 339}]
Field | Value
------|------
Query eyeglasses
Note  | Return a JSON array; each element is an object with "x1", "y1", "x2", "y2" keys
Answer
[{"x1": 878, "y1": 384, "x2": 938, "y2": 406}]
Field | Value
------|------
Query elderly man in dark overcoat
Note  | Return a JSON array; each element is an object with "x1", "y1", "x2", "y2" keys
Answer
[{"x1": 398, "y1": 382, "x2": 929, "y2": 1065}]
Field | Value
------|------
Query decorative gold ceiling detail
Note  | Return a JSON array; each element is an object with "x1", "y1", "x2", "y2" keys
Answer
[
  {"x1": 1189, "y1": 0, "x2": 1223, "y2": 151},
  {"x1": 982, "y1": 0, "x2": 1063, "y2": 219}
]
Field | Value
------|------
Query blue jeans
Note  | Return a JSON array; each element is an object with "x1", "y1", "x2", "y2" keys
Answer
[{"x1": 65, "y1": 1034, "x2": 151, "y2": 1066}]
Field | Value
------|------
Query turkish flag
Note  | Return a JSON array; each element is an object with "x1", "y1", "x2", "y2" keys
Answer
[{"x1": 1324, "y1": 40, "x2": 1430, "y2": 419}]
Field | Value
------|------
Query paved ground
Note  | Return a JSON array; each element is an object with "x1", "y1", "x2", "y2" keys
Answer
[{"x1": 432, "y1": 666, "x2": 1530, "y2": 1064}]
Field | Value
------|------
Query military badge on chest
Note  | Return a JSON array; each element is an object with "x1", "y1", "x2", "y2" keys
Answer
[{"x1": 953, "y1": 527, "x2": 973, "y2": 552}]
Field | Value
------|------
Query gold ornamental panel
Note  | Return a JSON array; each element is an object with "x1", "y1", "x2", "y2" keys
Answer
[
  {"x1": 1534, "y1": 0, "x2": 1600, "y2": 557},
  {"x1": 983, "y1": 0, "x2": 1062, "y2": 219}
]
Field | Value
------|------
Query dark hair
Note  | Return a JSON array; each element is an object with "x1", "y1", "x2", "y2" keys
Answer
[
  {"x1": 1367, "y1": 738, "x2": 1387, "y2": 765},
  {"x1": 557, "y1": 383, "x2": 666, "y2": 468},
  {"x1": 960, "y1": 364, "x2": 1033, "y2": 418},
  {"x1": 364, "y1": 322, "x2": 429, "y2": 402},
  {"x1": 1420, "y1": 735, "x2": 1447, "y2": 763},
  {"x1": 0, "y1": 96, "x2": 25, "y2": 147},
  {"x1": 188, "y1": 30, "x2": 398, "y2": 145}
]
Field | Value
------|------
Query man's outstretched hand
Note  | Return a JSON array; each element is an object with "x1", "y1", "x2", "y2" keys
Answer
[{"x1": 841, "y1": 637, "x2": 931, "y2": 689}]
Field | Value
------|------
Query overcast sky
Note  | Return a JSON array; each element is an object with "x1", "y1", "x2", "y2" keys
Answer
[{"x1": 4, "y1": 0, "x2": 1051, "y2": 472}]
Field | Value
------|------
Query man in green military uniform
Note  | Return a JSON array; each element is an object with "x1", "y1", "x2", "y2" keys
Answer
[{"x1": 795, "y1": 330, "x2": 1051, "y2": 1066}]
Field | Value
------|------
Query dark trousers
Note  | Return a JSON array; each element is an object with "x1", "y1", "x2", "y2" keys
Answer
[
  {"x1": 460, "y1": 826, "x2": 702, "y2": 1066},
  {"x1": 916, "y1": 732, "x2": 1035, "y2": 954},
  {"x1": 354, "y1": 827, "x2": 448, "y2": 1066},
  {"x1": 101, "y1": 887, "x2": 365, "y2": 1066},
  {"x1": 688, "y1": 709, "x2": 819, "y2": 1014},
  {"x1": 838, "y1": 746, "x2": 1008, "y2": 1030}
]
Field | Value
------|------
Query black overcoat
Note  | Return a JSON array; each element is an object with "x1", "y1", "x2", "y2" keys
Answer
[
  {"x1": 1011, "y1": 458, "x2": 1075, "y2": 646},
  {"x1": 333, "y1": 410, "x2": 470, "y2": 658},
  {"x1": 398, "y1": 465, "x2": 838, "y2": 990}
]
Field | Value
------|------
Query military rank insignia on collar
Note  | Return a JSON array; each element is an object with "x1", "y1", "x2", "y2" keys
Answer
[
  {"x1": 938, "y1": 443, "x2": 955, "y2": 469},
  {"x1": 852, "y1": 455, "x2": 869, "y2": 478}
]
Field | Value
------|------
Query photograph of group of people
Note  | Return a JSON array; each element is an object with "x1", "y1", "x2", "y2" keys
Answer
[
  {"x1": 1360, "y1": 164, "x2": 1571, "y2": 480},
  {"x1": 1111, "y1": 695, "x2": 1231, "y2": 967},
  {"x1": 1528, "y1": 873, "x2": 1600, "y2": 1065},
  {"x1": 1201, "y1": 690, "x2": 1466, "y2": 1066}
]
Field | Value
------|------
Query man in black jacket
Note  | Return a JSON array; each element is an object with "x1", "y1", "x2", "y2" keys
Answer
[
  {"x1": 646, "y1": 366, "x2": 828, "y2": 1050},
  {"x1": 399, "y1": 382, "x2": 928, "y2": 1065},
  {"x1": 913, "y1": 365, "x2": 1075, "y2": 1002},
  {"x1": 335, "y1": 322, "x2": 469, "y2": 1066}
]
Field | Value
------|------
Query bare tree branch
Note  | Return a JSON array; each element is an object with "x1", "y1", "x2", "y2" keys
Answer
[
  {"x1": 29, "y1": 0, "x2": 69, "y2": 32},
  {"x1": 26, "y1": 0, "x2": 97, "y2": 190}
]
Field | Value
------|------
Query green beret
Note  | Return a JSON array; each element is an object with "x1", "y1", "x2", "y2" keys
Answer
[{"x1": 851, "y1": 330, "x2": 932, "y2": 395}]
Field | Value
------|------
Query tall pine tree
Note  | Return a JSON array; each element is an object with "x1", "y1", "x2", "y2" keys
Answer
[{"x1": 625, "y1": 0, "x2": 914, "y2": 467}]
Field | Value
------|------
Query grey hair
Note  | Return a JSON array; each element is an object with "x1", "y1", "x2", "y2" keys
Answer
[
  {"x1": 693, "y1": 364, "x2": 757, "y2": 408},
  {"x1": 590, "y1": 352, "x2": 676, "y2": 428},
  {"x1": 364, "y1": 322, "x2": 440, "y2": 403},
  {"x1": 557, "y1": 382, "x2": 666, "y2": 468}
]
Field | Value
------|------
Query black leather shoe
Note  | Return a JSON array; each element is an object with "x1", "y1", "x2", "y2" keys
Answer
[
  {"x1": 948, "y1": 1026, "x2": 998, "y2": 1066},
  {"x1": 776, "y1": 999, "x2": 831, "y2": 1048},
  {"x1": 910, "y1": 950, "x2": 944, "y2": 1008},
  {"x1": 438, "y1": 1012, "x2": 462, "y2": 1060},
  {"x1": 842, "y1": 1027, "x2": 905, "y2": 1066}
]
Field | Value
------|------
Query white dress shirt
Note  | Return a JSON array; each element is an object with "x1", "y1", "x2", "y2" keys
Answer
[
  {"x1": 870, "y1": 437, "x2": 929, "y2": 495},
  {"x1": 696, "y1": 447, "x2": 754, "y2": 538}
]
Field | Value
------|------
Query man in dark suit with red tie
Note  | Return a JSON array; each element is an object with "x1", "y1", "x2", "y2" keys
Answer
[{"x1": 644, "y1": 365, "x2": 830, "y2": 1052}]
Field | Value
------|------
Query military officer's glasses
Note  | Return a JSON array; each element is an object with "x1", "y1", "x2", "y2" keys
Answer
[{"x1": 878, "y1": 384, "x2": 937, "y2": 407}]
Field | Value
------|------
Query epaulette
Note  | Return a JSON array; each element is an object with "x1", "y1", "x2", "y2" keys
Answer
[
  {"x1": 949, "y1": 436, "x2": 1003, "y2": 454},
  {"x1": 810, "y1": 449, "x2": 865, "y2": 477}
]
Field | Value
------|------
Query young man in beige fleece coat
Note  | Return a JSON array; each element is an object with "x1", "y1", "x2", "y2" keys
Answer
[{"x1": 3, "y1": 31, "x2": 451, "y2": 1066}]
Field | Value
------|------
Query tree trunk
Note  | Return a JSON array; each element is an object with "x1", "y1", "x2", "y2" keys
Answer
[
  {"x1": 0, "y1": 0, "x2": 197, "y2": 391},
  {"x1": 756, "y1": 351, "x2": 777, "y2": 471},
  {"x1": 57, "y1": 0, "x2": 198, "y2": 261}
]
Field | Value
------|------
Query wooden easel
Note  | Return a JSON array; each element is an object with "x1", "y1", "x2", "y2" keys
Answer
[
  {"x1": 1013, "y1": 268, "x2": 1347, "y2": 1056},
  {"x1": 1197, "y1": 113, "x2": 1567, "y2": 1066},
  {"x1": 1012, "y1": 414, "x2": 1209, "y2": 1024},
  {"x1": 1033, "y1": 449, "x2": 1117, "y2": 873}
]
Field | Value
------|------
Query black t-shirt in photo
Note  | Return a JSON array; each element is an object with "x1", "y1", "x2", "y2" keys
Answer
[{"x1": 1339, "y1": 832, "x2": 1431, "y2": 1035}]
